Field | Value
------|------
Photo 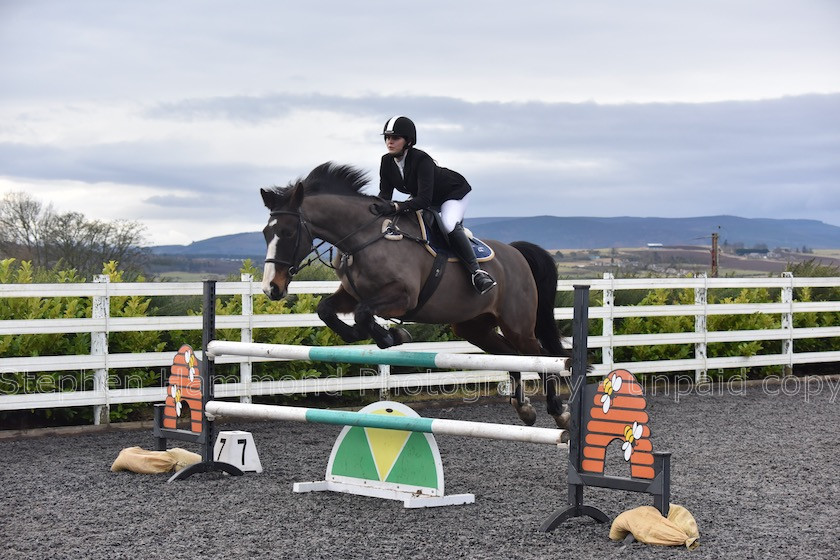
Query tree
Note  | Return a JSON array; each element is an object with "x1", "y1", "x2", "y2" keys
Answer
[
  {"x1": 0, "y1": 191, "x2": 49, "y2": 264},
  {"x1": 0, "y1": 191, "x2": 148, "y2": 278}
]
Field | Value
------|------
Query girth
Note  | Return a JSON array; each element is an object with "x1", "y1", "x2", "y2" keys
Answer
[{"x1": 400, "y1": 251, "x2": 448, "y2": 321}]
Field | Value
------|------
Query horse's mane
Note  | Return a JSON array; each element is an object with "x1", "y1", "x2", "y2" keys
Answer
[{"x1": 266, "y1": 162, "x2": 373, "y2": 204}]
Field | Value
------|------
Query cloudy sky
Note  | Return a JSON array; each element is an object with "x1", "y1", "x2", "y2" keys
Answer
[{"x1": 1, "y1": 1, "x2": 838, "y2": 246}]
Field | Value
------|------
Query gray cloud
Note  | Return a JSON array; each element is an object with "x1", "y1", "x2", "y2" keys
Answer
[
  {"x1": 3, "y1": 1, "x2": 839, "y2": 104},
  {"x1": 0, "y1": 140, "x2": 292, "y2": 193},
  {"x1": 1, "y1": 0, "x2": 838, "y2": 242},
  {"x1": 8, "y1": 92, "x2": 836, "y2": 223}
]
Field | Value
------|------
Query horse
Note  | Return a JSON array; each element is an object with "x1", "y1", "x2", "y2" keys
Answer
[{"x1": 260, "y1": 162, "x2": 571, "y2": 428}]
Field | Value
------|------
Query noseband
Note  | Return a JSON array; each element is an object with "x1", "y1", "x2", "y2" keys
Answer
[{"x1": 264, "y1": 209, "x2": 314, "y2": 276}]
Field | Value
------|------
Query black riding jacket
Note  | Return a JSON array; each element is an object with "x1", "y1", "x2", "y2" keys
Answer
[{"x1": 378, "y1": 147, "x2": 471, "y2": 213}]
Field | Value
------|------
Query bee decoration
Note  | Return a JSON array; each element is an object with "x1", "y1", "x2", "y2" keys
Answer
[
  {"x1": 622, "y1": 421, "x2": 643, "y2": 461},
  {"x1": 171, "y1": 384, "x2": 183, "y2": 417},
  {"x1": 600, "y1": 372, "x2": 623, "y2": 413},
  {"x1": 185, "y1": 348, "x2": 198, "y2": 382}
]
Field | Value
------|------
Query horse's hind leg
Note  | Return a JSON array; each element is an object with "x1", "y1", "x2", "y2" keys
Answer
[
  {"x1": 497, "y1": 321, "x2": 570, "y2": 429},
  {"x1": 508, "y1": 371, "x2": 536, "y2": 426},
  {"x1": 453, "y1": 316, "x2": 536, "y2": 426},
  {"x1": 544, "y1": 372, "x2": 571, "y2": 429}
]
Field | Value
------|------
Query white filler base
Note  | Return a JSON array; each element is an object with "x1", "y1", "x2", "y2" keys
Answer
[{"x1": 291, "y1": 401, "x2": 475, "y2": 509}]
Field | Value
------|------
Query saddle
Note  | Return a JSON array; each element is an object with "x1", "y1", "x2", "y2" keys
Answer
[
  {"x1": 383, "y1": 210, "x2": 495, "y2": 320},
  {"x1": 384, "y1": 210, "x2": 495, "y2": 262}
]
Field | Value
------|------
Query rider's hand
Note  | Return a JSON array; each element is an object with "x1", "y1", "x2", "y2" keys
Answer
[{"x1": 369, "y1": 200, "x2": 398, "y2": 215}]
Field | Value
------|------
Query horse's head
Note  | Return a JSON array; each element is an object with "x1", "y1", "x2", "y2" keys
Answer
[
  {"x1": 260, "y1": 182, "x2": 314, "y2": 300},
  {"x1": 260, "y1": 163, "x2": 371, "y2": 299}
]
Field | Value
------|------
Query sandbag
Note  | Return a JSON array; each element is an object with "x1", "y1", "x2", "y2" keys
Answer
[
  {"x1": 609, "y1": 504, "x2": 700, "y2": 549},
  {"x1": 110, "y1": 446, "x2": 201, "y2": 474}
]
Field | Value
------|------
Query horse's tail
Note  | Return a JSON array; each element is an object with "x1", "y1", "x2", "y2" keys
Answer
[{"x1": 510, "y1": 241, "x2": 569, "y2": 357}]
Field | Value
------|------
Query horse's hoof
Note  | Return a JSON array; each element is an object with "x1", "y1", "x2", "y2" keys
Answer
[
  {"x1": 388, "y1": 327, "x2": 412, "y2": 346},
  {"x1": 375, "y1": 334, "x2": 395, "y2": 349},
  {"x1": 518, "y1": 406, "x2": 537, "y2": 426},
  {"x1": 552, "y1": 402, "x2": 571, "y2": 429},
  {"x1": 553, "y1": 410, "x2": 571, "y2": 429},
  {"x1": 513, "y1": 398, "x2": 537, "y2": 426}
]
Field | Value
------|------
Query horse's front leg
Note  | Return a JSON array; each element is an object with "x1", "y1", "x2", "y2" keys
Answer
[
  {"x1": 349, "y1": 284, "x2": 414, "y2": 349},
  {"x1": 317, "y1": 287, "x2": 368, "y2": 343},
  {"x1": 353, "y1": 302, "x2": 412, "y2": 349}
]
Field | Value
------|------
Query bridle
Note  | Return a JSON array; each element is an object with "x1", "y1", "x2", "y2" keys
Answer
[
  {"x1": 263, "y1": 209, "x2": 315, "y2": 276},
  {"x1": 264, "y1": 204, "x2": 389, "y2": 276},
  {"x1": 264, "y1": 203, "x2": 411, "y2": 279}
]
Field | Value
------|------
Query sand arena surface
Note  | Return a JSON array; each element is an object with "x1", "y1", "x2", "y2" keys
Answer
[{"x1": 3, "y1": 381, "x2": 839, "y2": 559}]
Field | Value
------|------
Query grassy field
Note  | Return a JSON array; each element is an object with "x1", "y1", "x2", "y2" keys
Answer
[
  {"x1": 814, "y1": 249, "x2": 840, "y2": 259},
  {"x1": 552, "y1": 245, "x2": 840, "y2": 278},
  {"x1": 146, "y1": 246, "x2": 840, "y2": 282},
  {"x1": 151, "y1": 271, "x2": 232, "y2": 282}
]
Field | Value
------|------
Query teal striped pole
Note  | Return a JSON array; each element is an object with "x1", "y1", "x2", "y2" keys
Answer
[
  {"x1": 204, "y1": 401, "x2": 567, "y2": 446},
  {"x1": 206, "y1": 341, "x2": 570, "y2": 375}
]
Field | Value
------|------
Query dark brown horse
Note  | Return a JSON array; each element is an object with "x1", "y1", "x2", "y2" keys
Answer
[{"x1": 260, "y1": 162, "x2": 570, "y2": 427}]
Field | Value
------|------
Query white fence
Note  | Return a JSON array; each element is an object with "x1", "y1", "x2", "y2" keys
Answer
[{"x1": 2, "y1": 273, "x2": 840, "y2": 424}]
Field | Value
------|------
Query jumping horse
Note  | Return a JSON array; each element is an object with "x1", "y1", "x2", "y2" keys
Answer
[{"x1": 260, "y1": 162, "x2": 571, "y2": 427}]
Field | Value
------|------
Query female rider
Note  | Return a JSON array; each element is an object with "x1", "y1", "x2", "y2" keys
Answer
[{"x1": 370, "y1": 115, "x2": 496, "y2": 295}]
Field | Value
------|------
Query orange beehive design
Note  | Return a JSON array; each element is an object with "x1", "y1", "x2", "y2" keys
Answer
[
  {"x1": 162, "y1": 344, "x2": 204, "y2": 433},
  {"x1": 581, "y1": 369, "x2": 655, "y2": 479}
]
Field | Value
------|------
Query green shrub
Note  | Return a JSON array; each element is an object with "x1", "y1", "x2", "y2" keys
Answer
[{"x1": 3, "y1": 256, "x2": 838, "y2": 427}]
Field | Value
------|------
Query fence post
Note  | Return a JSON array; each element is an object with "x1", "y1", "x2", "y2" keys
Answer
[
  {"x1": 602, "y1": 273, "x2": 614, "y2": 370},
  {"x1": 240, "y1": 273, "x2": 254, "y2": 403},
  {"x1": 92, "y1": 275, "x2": 110, "y2": 425},
  {"x1": 781, "y1": 272, "x2": 794, "y2": 377},
  {"x1": 694, "y1": 274, "x2": 708, "y2": 383}
]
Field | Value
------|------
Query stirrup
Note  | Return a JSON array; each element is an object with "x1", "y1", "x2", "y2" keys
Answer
[{"x1": 471, "y1": 270, "x2": 497, "y2": 295}]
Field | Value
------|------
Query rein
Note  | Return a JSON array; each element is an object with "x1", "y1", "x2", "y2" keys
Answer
[
  {"x1": 265, "y1": 206, "x2": 442, "y2": 319},
  {"x1": 265, "y1": 208, "x2": 395, "y2": 277}
]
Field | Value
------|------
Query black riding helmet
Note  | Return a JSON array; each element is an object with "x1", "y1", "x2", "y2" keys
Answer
[{"x1": 382, "y1": 116, "x2": 416, "y2": 146}]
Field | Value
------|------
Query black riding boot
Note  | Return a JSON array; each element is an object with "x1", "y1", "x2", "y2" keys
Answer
[{"x1": 447, "y1": 223, "x2": 497, "y2": 294}]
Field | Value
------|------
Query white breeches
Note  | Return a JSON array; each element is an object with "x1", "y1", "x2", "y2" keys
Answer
[{"x1": 440, "y1": 194, "x2": 470, "y2": 234}]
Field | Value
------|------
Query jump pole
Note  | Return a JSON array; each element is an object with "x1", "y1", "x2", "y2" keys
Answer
[
  {"x1": 204, "y1": 401, "x2": 567, "y2": 446},
  {"x1": 206, "y1": 340, "x2": 571, "y2": 378},
  {"x1": 203, "y1": 398, "x2": 568, "y2": 508}
]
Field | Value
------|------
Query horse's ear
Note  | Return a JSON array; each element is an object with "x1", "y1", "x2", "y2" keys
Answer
[
  {"x1": 260, "y1": 188, "x2": 275, "y2": 209},
  {"x1": 289, "y1": 181, "x2": 304, "y2": 210}
]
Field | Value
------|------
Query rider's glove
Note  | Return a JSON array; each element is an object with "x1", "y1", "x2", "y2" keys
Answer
[{"x1": 369, "y1": 200, "x2": 399, "y2": 215}]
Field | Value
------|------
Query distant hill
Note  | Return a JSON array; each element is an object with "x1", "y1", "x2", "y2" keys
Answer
[
  {"x1": 466, "y1": 215, "x2": 840, "y2": 250},
  {"x1": 149, "y1": 215, "x2": 840, "y2": 257},
  {"x1": 151, "y1": 233, "x2": 264, "y2": 258}
]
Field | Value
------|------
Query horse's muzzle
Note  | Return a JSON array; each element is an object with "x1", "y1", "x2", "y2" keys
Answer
[
  {"x1": 262, "y1": 261, "x2": 290, "y2": 300},
  {"x1": 264, "y1": 282, "x2": 285, "y2": 301}
]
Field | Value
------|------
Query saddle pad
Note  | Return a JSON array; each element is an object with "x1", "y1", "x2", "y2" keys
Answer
[{"x1": 414, "y1": 211, "x2": 495, "y2": 263}]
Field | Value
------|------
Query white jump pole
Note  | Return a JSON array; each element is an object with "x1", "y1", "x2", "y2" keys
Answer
[
  {"x1": 206, "y1": 340, "x2": 571, "y2": 376},
  {"x1": 204, "y1": 400, "x2": 568, "y2": 446}
]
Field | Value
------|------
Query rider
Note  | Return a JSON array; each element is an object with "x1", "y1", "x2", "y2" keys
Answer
[{"x1": 370, "y1": 115, "x2": 497, "y2": 295}]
